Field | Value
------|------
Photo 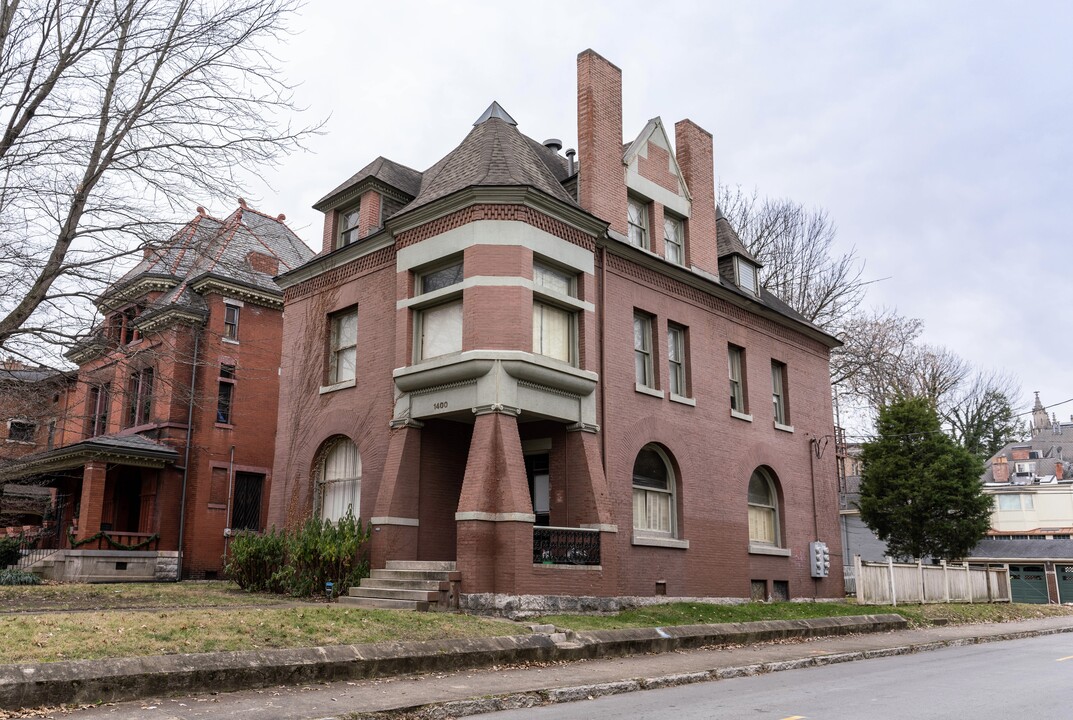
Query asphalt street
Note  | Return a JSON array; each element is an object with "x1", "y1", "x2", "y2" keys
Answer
[
  {"x1": 37, "y1": 616, "x2": 1073, "y2": 720},
  {"x1": 485, "y1": 633, "x2": 1073, "y2": 719}
]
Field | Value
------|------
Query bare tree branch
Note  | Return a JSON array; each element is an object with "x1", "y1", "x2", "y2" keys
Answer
[{"x1": 0, "y1": 0, "x2": 316, "y2": 360}]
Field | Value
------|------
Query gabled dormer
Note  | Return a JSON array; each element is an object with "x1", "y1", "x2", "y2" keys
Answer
[
  {"x1": 716, "y1": 208, "x2": 762, "y2": 297},
  {"x1": 621, "y1": 118, "x2": 693, "y2": 266},
  {"x1": 313, "y1": 157, "x2": 423, "y2": 254}
]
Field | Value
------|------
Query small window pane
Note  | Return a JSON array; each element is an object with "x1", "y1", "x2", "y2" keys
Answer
[
  {"x1": 421, "y1": 262, "x2": 464, "y2": 294},
  {"x1": 997, "y1": 495, "x2": 1021, "y2": 511},
  {"x1": 627, "y1": 198, "x2": 648, "y2": 248},
  {"x1": 330, "y1": 310, "x2": 358, "y2": 383},
  {"x1": 738, "y1": 259, "x2": 757, "y2": 294},
  {"x1": 534, "y1": 263, "x2": 573, "y2": 296},
  {"x1": 664, "y1": 216, "x2": 684, "y2": 265},
  {"x1": 421, "y1": 300, "x2": 463, "y2": 358},
  {"x1": 533, "y1": 302, "x2": 571, "y2": 362},
  {"x1": 633, "y1": 314, "x2": 652, "y2": 387},
  {"x1": 729, "y1": 346, "x2": 745, "y2": 412}
]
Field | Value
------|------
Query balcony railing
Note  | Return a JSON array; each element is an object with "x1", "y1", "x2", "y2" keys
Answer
[{"x1": 533, "y1": 526, "x2": 600, "y2": 566}]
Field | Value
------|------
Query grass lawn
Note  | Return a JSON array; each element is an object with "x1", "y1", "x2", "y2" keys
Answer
[
  {"x1": 0, "y1": 605, "x2": 523, "y2": 663},
  {"x1": 2, "y1": 581, "x2": 1072, "y2": 664},
  {"x1": 538, "y1": 600, "x2": 1073, "y2": 631},
  {"x1": 0, "y1": 580, "x2": 295, "y2": 612}
]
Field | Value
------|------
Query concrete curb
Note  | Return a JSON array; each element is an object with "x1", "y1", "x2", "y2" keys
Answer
[
  {"x1": 375, "y1": 624, "x2": 1073, "y2": 719},
  {"x1": 0, "y1": 614, "x2": 904, "y2": 710}
]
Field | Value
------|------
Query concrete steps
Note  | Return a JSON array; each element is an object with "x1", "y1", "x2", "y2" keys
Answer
[{"x1": 337, "y1": 560, "x2": 460, "y2": 612}]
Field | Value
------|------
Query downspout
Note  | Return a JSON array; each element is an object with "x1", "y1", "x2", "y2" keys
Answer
[
  {"x1": 599, "y1": 244, "x2": 607, "y2": 476},
  {"x1": 809, "y1": 436, "x2": 821, "y2": 600},
  {"x1": 223, "y1": 444, "x2": 235, "y2": 559},
  {"x1": 176, "y1": 327, "x2": 201, "y2": 581}
]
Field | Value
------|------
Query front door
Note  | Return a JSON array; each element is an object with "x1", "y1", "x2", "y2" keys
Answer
[{"x1": 525, "y1": 453, "x2": 550, "y2": 527}]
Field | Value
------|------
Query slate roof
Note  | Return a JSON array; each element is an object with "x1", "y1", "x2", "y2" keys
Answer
[
  {"x1": 403, "y1": 114, "x2": 579, "y2": 214},
  {"x1": 969, "y1": 537, "x2": 1073, "y2": 560},
  {"x1": 104, "y1": 205, "x2": 314, "y2": 315},
  {"x1": 314, "y1": 156, "x2": 424, "y2": 209},
  {"x1": 715, "y1": 207, "x2": 759, "y2": 264},
  {"x1": 0, "y1": 366, "x2": 63, "y2": 383}
]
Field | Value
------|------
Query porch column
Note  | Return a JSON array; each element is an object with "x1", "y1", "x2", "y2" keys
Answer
[
  {"x1": 370, "y1": 420, "x2": 423, "y2": 565},
  {"x1": 564, "y1": 425, "x2": 615, "y2": 529},
  {"x1": 76, "y1": 461, "x2": 108, "y2": 542},
  {"x1": 455, "y1": 407, "x2": 533, "y2": 594}
]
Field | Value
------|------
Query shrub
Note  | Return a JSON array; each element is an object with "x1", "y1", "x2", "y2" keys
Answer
[
  {"x1": 0, "y1": 568, "x2": 40, "y2": 585},
  {"x1": 0, "y1": 537, "x2": 20, "y2": 567},
  {"x1": 224, "y1": 510, "x2": 370, "y2": 598}
]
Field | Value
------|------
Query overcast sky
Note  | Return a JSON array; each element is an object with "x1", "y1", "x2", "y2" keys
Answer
[{"x1": 246, "y1": 1, "x2": 1073, "y2": 423}]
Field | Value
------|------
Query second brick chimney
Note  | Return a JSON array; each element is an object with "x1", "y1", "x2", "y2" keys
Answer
[{"x1": 674, "y1": 119, "x2": 719, "y2": 277}]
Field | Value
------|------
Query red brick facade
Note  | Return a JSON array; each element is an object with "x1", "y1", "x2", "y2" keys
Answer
[
  {"x1": 0, "y1": 206, "x2": 310, "y2": 579},
  {"x1": 270, "y1": 49, "x2": 843, "y2": 602}
]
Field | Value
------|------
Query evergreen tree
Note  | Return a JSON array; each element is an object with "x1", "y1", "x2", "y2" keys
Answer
[{"x1": 859, "y1": 396, "x2": 992, "y2": 561}]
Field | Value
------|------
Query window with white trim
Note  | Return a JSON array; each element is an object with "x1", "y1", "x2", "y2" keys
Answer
[
  {"x1": 736, "y1": 257, "x2": 759, "y2": 296},
  {"x1": 664, "y1": 215, "x2": 684, "y2": 265},
  {"x1": 338, "y1": 205, "x2": 361, "y2": 248},
  {"x1": 627, "y1": 197, "x2": 649, "y2": 249},
  {"x1": 328, "y1": 308, "x2": 358, "y2": 384},
  {"x1": 729, "y1": 345, "x2": 747, "y2": 413},
  {"x1": 532, "y1": 262, "x2": 576, "y2": 364},
  {"x1": 771, "y1": 361, "x2": 789, "y2": 425},
  {"x1": 632, "y1": 444, "x2": 676, "y2": 537},
  {"x1": 223, "y1": 304, "x2": 240, "y2": 340},
  {"x1": 416, "y1": 260, "x2": 464, "y2": 361},
  {"x1": 634, "y1": 312, "x2": 654, "y2": 388},
  {"x1": 319, "y1": 438, "x2": 361, "y2": 521},
  {"x1": 748, "y1": 468, "x2": 780, "y2": 546},
  {"x1": 667, "y1": 323, "x2": 687, "y2": 397}
]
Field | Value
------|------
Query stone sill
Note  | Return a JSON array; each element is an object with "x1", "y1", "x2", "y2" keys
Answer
[
  {"x1": 632, "y1": 534, "x2": 689, "y2": 550},
  {"x1": 635, "y1": 383, "x2": 664, "y2": 399},
  {"x1": 749, "y1": 543, "x2": 791, "y2": 557},
  {"x1": 774, "y1": 422, "x2": 795, "y2": 433},
  {"x1": 731, "y1": 409, "x2": 753, "y2": 422},
  {"x1": 669, "y1": 393, "x2": 696, "y2": 407},
  {"x1": 320, "y1": 378, "x2": 356, "y2": 394}
]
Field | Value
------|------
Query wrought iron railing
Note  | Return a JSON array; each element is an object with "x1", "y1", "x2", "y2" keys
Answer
[
  {"x1": 533, "y1": 526, "x2": 601, "y2": 566},
  {"x1": 3, "y1": 492, "x2": 67, "y2": 570}
]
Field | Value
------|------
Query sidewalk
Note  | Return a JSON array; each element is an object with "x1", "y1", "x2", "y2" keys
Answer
[{"x1": 12, "y1": 614, "x2": 1073, "y2": 720}]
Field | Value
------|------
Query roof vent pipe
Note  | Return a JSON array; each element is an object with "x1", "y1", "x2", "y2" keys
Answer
[
  {"x1": 565, "y1": 148, "x2": 576, "y2": 175},
  {"x1": 543, "y1": 138, "x2": 563, "y2": 152}
]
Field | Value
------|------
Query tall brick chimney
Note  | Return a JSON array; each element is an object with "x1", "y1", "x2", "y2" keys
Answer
[
  {"x1": 674, "y1": 119, "x2": 719, "y2": 277},
  {"x1": 577, "y1": 49, "x2": 627, "y2": 236}
]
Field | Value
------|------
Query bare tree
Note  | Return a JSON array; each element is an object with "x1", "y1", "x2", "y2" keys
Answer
[
  {"x1": 942, "y1": 371, "x2": 1025, "y2": 460},
  {"x1": 0, "y1": 0, "x2": 313, "y2": 361},
  {"x1": 718, "y1": 184, "x2": 870, "y2": 333}
]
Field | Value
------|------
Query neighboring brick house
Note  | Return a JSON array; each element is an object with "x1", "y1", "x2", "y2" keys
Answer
[
  {"x1": 269, "y1": 49, "x2": 843, "y2": 607},
  {"x1": 0, "y1": 203, "x2": 312, "y2": 580},
  {"x1": 967, "y1": 393, "x2": 1073, "y2": 603}
]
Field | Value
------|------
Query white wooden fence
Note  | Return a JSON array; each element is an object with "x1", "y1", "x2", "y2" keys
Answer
[{"x1": 853, "y1": 556, "x2": 1011, "y2": 605}]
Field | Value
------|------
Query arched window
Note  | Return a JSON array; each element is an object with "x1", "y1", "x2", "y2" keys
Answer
[
  {"x1": 748, "y1": 468, "x2": 780, "y2": 546},
  {"x1": 632, "y1": 444, "x2": 676, "y2": 536},
  {"x1": 318, "y1": 438, "x2": 361, "y2": 521}
]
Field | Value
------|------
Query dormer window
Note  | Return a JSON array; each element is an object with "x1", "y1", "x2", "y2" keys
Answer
[
  {"x1": 736, "y1": 257, "x2": 759, "y2": 296},
  {"x1": 338, "y1": 205, "x2": 361, "y2": 248},
  {"x1": 627, "y1": 197, "x2": 649, "y2": 249}
]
